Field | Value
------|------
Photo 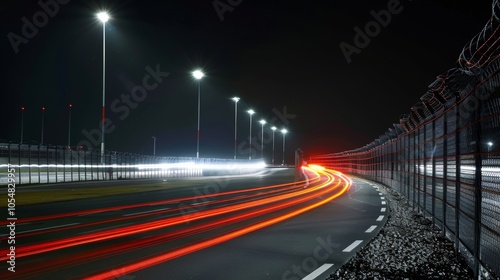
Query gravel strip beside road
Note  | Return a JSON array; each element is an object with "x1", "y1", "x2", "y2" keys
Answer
[{"x1": 327, "y1": 180, "x2": 499, "y2": 280}]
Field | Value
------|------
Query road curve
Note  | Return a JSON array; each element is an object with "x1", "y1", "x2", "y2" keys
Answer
[{"x1": 0, "y1": 166, "x2": 387, "y2": 280}]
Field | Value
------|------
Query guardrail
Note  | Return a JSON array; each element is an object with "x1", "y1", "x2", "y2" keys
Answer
[
  {"x1": 310, "y1": 1, "x2": 500, "y2": 279},
  {"x1": 0, "y1": 144, "x2": 266, "y2": 185}
]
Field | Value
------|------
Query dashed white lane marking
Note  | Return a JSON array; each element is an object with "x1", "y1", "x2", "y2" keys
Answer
[
  {"x1": 302, "y1": 263, "x2": 334, "y2": 280},
  {"x1": 123, "y1": 207, "x2": 170, "y2": 216},
  {"x1": 379, "y1": 193, "x2": 382, "y2": 195},
  {"x1": 342, "y1": 240, "x2": 363, "y2": 252},
  {"x1": 376, "y1": 215, "x2": 384, "y2": 221},
  {"x1": 381, "y1": 207, "x2": 386, "y2": 212},
  {"x1": 381, "y1": 201, "x2": 386, "y2": 205},
  {"x1": 381, "y1": 196, "x2": 385, "y2": 200},
  {"x1": 191, "y1": 201, "x2": 209, "y2": 206},
  {"x1": 365, "y1": 225, "x2": 377, "y2": 233}
]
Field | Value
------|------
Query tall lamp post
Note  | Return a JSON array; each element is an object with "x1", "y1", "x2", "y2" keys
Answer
[
  {"x1": 97, "y1": 11, "x2": 109, "y2": 164},
  {"x1": 192, "y1": 69, "x2": 204, "y2": 158},
  {"x1": 68, "y1": 104, "x2": 72, "y2": 149},
  {"x1": 41, "y1": 106, "x2": 46, "y2": 145},
  {"x1": 247, "y1": 109, "x2": 255, "y2": 159},
  {"x1": 152, "y1": 136, "x2": 157, "y2": 156},
  {"x1": 259, "y1": 119, "x2": 266, "y2": 159},
  {"x1": 271, "y1": 126, "x2": 277, "y2": 165},
  {"x1": 232, "y1": 97, "x2": 240, "y2": 160},
  {"x1": 281, "y1": 128, "x2": 288, "y2": 165},
  {"x1": 487, "y1": 142, "x2": 493, "y2": 158},
  {"x1": 20, "y1": 106, "x2": 25, "y2": 144}
]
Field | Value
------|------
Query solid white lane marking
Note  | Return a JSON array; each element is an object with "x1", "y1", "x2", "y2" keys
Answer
[
  {"x1": 342, "y1": 240, "x2": 363, "y2": 252},
  {"x1": 123, "y1": 207, "x2": 170, "y2": 216},
  {"x1": 376, "y1": 215, "x2": 384, "y2": 221},
  {"x1": 302, "y1": 263, "x2": 334, "y2": 280},
  {"x1": 365, "y1": 225, "x2": 377, "y2": 233},
  {"x1": 19, "y1": 223, "x2": 80, "y2": 234},
  {"x1": 381, "y1": 201, "x2": 386, "y2": 205},
  {"x1": 381, "y1": 207, "x2": 386, "y2": 212}
]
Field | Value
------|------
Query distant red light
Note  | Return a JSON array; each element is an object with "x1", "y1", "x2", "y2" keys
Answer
[
  {"x1": 21, "y1": 106, "x2": 25, "y2": 111},
  {"x1": 69, "y1": 104, "x2": 73, "y2": 108},
  {"x1": 42, "y1": 107, "x2": 46, "y2": 111}
]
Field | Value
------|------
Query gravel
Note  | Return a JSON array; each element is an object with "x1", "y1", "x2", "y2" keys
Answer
[{"x1": 326, "y1": 181, "x2": 499, "y2": 280}]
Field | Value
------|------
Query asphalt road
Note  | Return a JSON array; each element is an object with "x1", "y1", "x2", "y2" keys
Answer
[
  {"x1": 130, "y1": 175, "x2": 388, "y2": 280},
  {"x1": 0, "y1": 166, "x2": 388, "y2": 280}
]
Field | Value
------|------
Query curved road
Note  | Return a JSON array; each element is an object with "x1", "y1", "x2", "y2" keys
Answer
[{"x1": 0, "y1": 166, "x2": 387, "y2": 280}]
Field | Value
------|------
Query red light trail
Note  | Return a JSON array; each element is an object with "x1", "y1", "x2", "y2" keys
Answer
[{"x1": 0, "y1": 165, "x2": 351, "y2": 280}]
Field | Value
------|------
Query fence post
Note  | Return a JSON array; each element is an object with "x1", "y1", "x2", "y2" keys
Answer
[
  {"x1": 443, "y1": 108, "x2": 448, "y2": 238},
  {"x1": 56, "y1": 146, "x2": 59, "y2": 183},
  {"x1": 78, "y1": 148, "x2": 81, "y2": 181},
  {"x1": 44, "y1": 145, "x2": 48, "y2": 183},
  {"x1": 18, "y1": 144, "x2": 21, "y2": 185},
  {"x1": 423, "y1": 125, "x2": 428, "y2": 215},
  {"x1": 472, "y1": 95, "x2": 483, "y2": 280},
  {"x1": 454, "y1": 95, "x2": 461, "y2": 252},
  {"x1": 63, "y1": 146, "x2": 66, "y2": 182},
  {"x1": 431, "y1": 118, "x2": 436, "y2": 226},
  {"x1": 37, "y1": 145, "x2": 41, "y2": 183},
  {"x1": 28, "y1": 144, "x2": 32, "y2": 184}
]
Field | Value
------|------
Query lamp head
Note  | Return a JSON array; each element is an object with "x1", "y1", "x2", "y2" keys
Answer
[
  {"x1": 192, "y1": 70, "x2": 204, "y2": 80},
  {"x1": 97, "y1": 12, "x2": 109, "y2": 23}
]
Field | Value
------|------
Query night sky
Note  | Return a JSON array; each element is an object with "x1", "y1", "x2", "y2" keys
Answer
[{"x1": 1, "y1": 0, "x2": 493, "y2": 161}]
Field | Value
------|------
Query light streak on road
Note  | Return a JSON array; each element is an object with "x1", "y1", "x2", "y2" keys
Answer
[
  {"x1": 0, "y1": 165, "x2": 351, "y2": 279},
  {"x1": 83, "y1": 166, "x2": 351, "y2": 279}
]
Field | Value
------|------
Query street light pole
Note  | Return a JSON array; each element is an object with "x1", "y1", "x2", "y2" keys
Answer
[
  {"x1": 68, "y1": 104, "x2": 72, "y2": 149},
  {"x1": 232, "y1": 97, "x2": 240, "y2": 160},
  {"x1": 98, "y1": 11, "x2": 109, "y2": 164},
  {"x1": 487, "y1": 141, "x2": 493, "y2": 154},
  {"x1": 271, "y1": 126, "x2": 276, "y2": 165},
  {"x1": 20, "y1": 106, "x2": 25, "y2": 144},
  {"x1": 192, "y1": 69, "x2": 204, "y2": 158},
  {"x1": 41, "y1": 107, "x2": 46, "y2": 145},
  {"x1": 259, "y1": 119, "x2": 266, "y2": 159},
  {"x1": 281, "y1": 128, "x2": 288, "y2": 165},
  {"x1": 152, "y1": 136, "x2": 157, "y2": 156},
  {"x1": 247, "y1": 109, "x2": 255, "y2": 160}
]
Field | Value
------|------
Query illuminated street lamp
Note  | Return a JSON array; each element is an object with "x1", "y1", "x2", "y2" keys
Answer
[
  {"x1": 487, "y1": 141, "x2": 493, "y2": 153},
  {"x1": 97, "y1": 11, "x2": 109, "y2": 164},
  {"x1": 259, "y1": 119, "x2": 266, "y2": 159},
  {"x1": 192, "y1": 69, "x2": 204, "y2": 158},
  {"x1": 247, "y1": 109, "x2": 255, "y2": 159},
  {"x1": 232, "y1": 97, "x2": 240, "y2": 160},
  {"x1": 271, "y1": 126, "x2": 277, "y2": 165},
  {"x1": 281, "y1": 128, "x2": 288, "y2": 165}
]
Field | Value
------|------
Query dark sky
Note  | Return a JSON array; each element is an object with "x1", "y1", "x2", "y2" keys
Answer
[{"x1": 0, "y1": 0, "x2": 493, "y2": 161}]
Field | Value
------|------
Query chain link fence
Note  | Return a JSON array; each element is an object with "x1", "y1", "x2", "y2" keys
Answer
[
  {"x1": 310, "y1": 1, "x2": 500, "y2": 279},
  {"x1": 0, "y1": 144, "x2": 265, "y2": 185}
]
